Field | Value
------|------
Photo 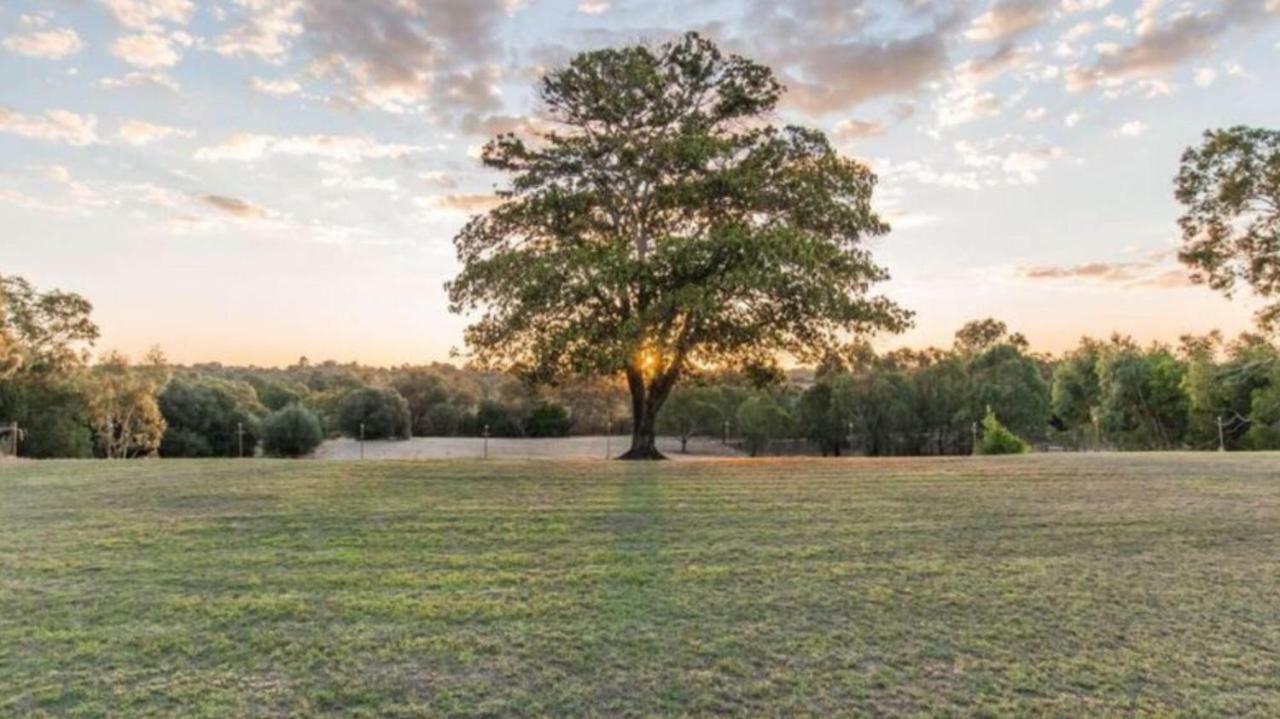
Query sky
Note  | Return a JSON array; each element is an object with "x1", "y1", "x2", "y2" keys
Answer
[{"x1": 2, "y1": 0, "x2": 1279, "y2": 367}]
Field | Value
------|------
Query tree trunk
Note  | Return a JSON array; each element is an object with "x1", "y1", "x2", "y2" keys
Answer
[{"x1": 618, "y1": 366, "x2": 672, "y2": 460}]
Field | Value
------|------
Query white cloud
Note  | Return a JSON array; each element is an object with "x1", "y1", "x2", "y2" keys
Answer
[
  {"x1": 1193, "y1": 66, "x2": 1217, "y2": 87},
  {"x1": 249, "y1": 76, "x2": 302, "y2": 96},
  {"x1": 1023, "y1": 106, "x2": 1047, "y2": 121},
  {"x1": 195, "y1": 132, "x2": 430, "y2": 163},
  {"x1": 3, "y1": 28, "x2": 84, "y2": 59},
  {"x1": 1061, "y1": 0, "x2": 1110, "y2": 13},
  {"x1": 97, "y1": 71, "x2": 181, "y2": 92},
  {"x1": 0, "y1": 107, "x2": 99, "y2": 145},
  {"x1": 215, "y1": 0, "x2": 304, "y2": 60},
  {"x1": 966, "y1": 0, "x2": 1052, "y2": 43},
  {"x1": 111, "y1": 33, "x2": 179, "y2": 68},
  {"x1": 1116, "y1": 120, "x2": 1148, "y2": 137},
  {"x1": 100, "y1": 0, "x2": 194, "y2": 31},
  {"x1": 1064, "y1": 110, "x2": 1083, "y2": 127},
  {"x1": 117, "y1": 119, "x2": 193, "y2": 145},
  {"x1": 577, "y1": 0, "x2": 611, "y2": 13}
]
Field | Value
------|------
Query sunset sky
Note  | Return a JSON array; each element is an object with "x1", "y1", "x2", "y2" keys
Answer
[{"x1": 3, "y1": 0, "x2": 1279, "y2": 366}]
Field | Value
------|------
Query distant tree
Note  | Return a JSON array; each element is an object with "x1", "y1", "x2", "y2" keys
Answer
[
  {"x1": 526, "y1": 401, "x2": 572, "y2": 438},
  {"x1": 1244, "y1": 361, "x2": 1280, "y2": 448},
  {"x1": 1095, "y1": 339, "x2": 1188, "y2": 449},
  {"x1": 158, "y1": 377, "x2": 264, "y2": 457},
  {"x1": 0, "y1": 375, "x2": 93, "y2": 458},
  {"x1": 252, "y1": 378, "x2": 308, "y2": 411},
  {"x1": 1051, "y1": 338, "x2": 1104, "y2": 449},
  {"x1": 736, "y1": 394, "x2": 794, "y2": 457},
  {"x1": 447, "y1": 32, "x2": 909, "y2": 459},
  {"x1": 954, "y1": 318, "x2": 1028, "y2": 356},
  {"x1": 798, "y1": 377, "x2": 853, "y2": 456},
  {"x1": 976, "y1": 409, "x2": 1029, "y2": 455},
  {"x1": 657, "y1": 386, "x2": 724, "y2": 453},
  {"x1": 1176, "y1": 127, "x2": 1280, "y2": 332},
  {"x1": 85, "y1": 350, "x2": 168, "y2": 459},
  {"x1": 968, "y1": 343, "x2": 1050, "y2": 442},
  {"x1": 475, "y1": 399, "x2": 521, "y2": 437},
  {"x1": 337, "y1": 387, "x2": 412, "y2": 440},
  {"x1": 391, "y1": 368, "x2": 449, "y2": 436},
  {"x1": 0, "y1": 275, "x2": 99, "y2": 374},
  {"x1": 261, "y1": 404, "x2": 324, "y2": 457}
]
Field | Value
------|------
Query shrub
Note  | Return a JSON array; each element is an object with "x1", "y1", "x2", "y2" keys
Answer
[
  {"x1": 337, "y1": 387, "x2": 412, "y2": 440},
  {"x1": 261, "y1": 404, "x2": 324, "y2": 457},
  {"x1": 736, "y1": 394, "x2": 794, "y2": 457},
  {"x1": 977, "y1": 409, "x2": 1030, "y2": 455},
  {"x1": 526, "y1": 402, "x2": 571, "y2": 438},
  {"x1": 158, "y1": 377, "x2": 262, "y2": 457}
]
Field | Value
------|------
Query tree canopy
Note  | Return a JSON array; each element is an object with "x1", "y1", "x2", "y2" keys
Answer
[
  {"x1": 1176, "y1": 126, "x2": 1280, "y2": 332},
  {"x1": 448, "y1": 32, "x2": 909, "y2": 458}
]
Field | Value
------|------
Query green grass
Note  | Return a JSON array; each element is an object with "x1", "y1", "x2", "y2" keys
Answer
[{"x1": 3, "y1": 454, "x2": 1280, "y2": 717}]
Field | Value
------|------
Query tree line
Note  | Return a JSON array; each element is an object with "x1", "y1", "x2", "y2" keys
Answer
[{"x1": 2, "y1": 273, "x2": 1277, "y2": 459}]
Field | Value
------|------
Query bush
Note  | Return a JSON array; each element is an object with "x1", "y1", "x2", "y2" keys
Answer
[
  {"x1": 526, "y1": 402, "x2": 571, "y2": 438},
  {"x1": 977, "y1": 409, "x2": 1030, "y2": 455},
  {"x1": 337, "y1": 387, "x2": 412, "y2": 440},
  {"x1": 476, "y1": 399, "x2": 521, "y2": 437},
  {"x1": 158, "y1": 377, "x2": 262, "y2": 457},
  {"x1": 736, "y1": 394, "x2": 794, "y2": 457},
  {"x1": 261, "y1": 404, "x2": 324, "y2": 457}
]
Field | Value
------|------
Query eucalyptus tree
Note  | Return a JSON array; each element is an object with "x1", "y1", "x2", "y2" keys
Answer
[
  {"x1": 448, "y1": 33, "x2": 909, "y2": 458},
  {"x1": 1176, "y1": 127, "x2": 1280, "y2": 332}
]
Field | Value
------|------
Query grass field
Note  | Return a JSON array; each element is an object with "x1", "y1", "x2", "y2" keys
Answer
[{"x1": 3, "y1": 454, "x2": 1280, "y2": 717}]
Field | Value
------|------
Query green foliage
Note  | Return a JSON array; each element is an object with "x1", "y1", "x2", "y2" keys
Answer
[
  {"x1": 85, "y1": 350, "x2": 168, "y2": 459},
  {"x1": 0, "y1": 274, "x2": 99, "y2": 374},
  {"x1": 447, "y1": 32, "x2": 908, "y2": 458},
  {"x1": 0, "y1": 375, "x2": 93, "y2": 458},
  {"x1": 261, "y1": 404, "x2": 324, "y2": 458},
  {"x1": 337, "y1": 387, "x2": 412, "y2": 440},
  {"x1": 158, "y1": 377, "x2": 264, "y2": 457},
  {"x1": 476, "y1": 399, "x2": 521, "y2": 437},
  {"x1": 735, "y1": 394, "x2": 794, "y2": 457},
  {"x1": 977, "y1": 409, "x2": 1029, "y2": 455},
  {"x1": 1051, "y1": 339, "x2": 1103, "y2": 449},
  {"x1": 657, "y1": 386, "x2": 724, "y2": 452},
  {"x1": 1176, "y1": 127, "x2": 1280, "y2": 332},
  {"x1": 391, "y1": 369, "x2": 450, "y2": 436},
  {"x1": 1096, "y1": 340, "x2": 1188, "y2": 449},
  {"x1": 526, "y1": 402, "x2": 572, "y2": 438}
]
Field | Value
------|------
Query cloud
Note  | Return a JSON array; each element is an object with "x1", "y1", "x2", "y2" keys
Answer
[
  {"x1": 1023, "y1": 106, "x2": 1046, "y2": 120},
  {"x1": 1193, "y1": 66, "x2": 1217, "y2": 87},
  {"x1": 298, "y1": 0, "x2": 513, "y2": 114},
  {"x1": 117, "y1": 119, "x2": 193, "y2": 145},
  {"x1": 0, "y1": 107, "x2": 99, "y2": 145},
  {"x1": 966, "y1": 0, "x2": 1052, "y2": 43},
  {"x1": 100, "y1": 0, "x2": 194, "y2": 30},
  {"x1": 1116, "y1": 120, "x2": 1148, "y2": 137},
  {"x1": 1068, "y1": 0, "x2": 1278, "y2": 90},
  {"x1": 215, "y1": 0, "x2": 304, "y2": 60},
  {"x1": 3, "y1": 28, "x2": 84, "y2": 59},
  {"x1": 203, "y1": 194, "x2": 269, "y2": 219},
  {"x1": 1018, "y1": 250, "x2": 1193, "y2": 288},
  {"x1": 834, "y1": 119, "x2": 888, "y2": 139},
  {"x1": 578, "y1": 0, "x2": 611, "y2": 13},
  {"x1": 111, "y1": 33, "x2": 180, "y2": 68},
  {"x1": 431, "y1": 193, "x2": 504, "y2": 213},
  {"x1": 249, "y1": 76, "x2": 302, "y2": 96},
  {"x1": 195, "y1": 132, "x2": 430, "y2": 162},
  {"x1": 783, "y1": 31, "x2": 952, "y2": 114},
  {"x1": 97, "y1": 71, "x2": 181, "y2": 92}
]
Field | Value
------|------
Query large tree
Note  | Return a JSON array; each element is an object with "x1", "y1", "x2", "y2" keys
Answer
[
  {"x1": 1176, "y1": 127, "x2": 1280, "y2": 332},
  {"x1": 447, "y1": 33, "x2": 909, "y2": 458}
]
